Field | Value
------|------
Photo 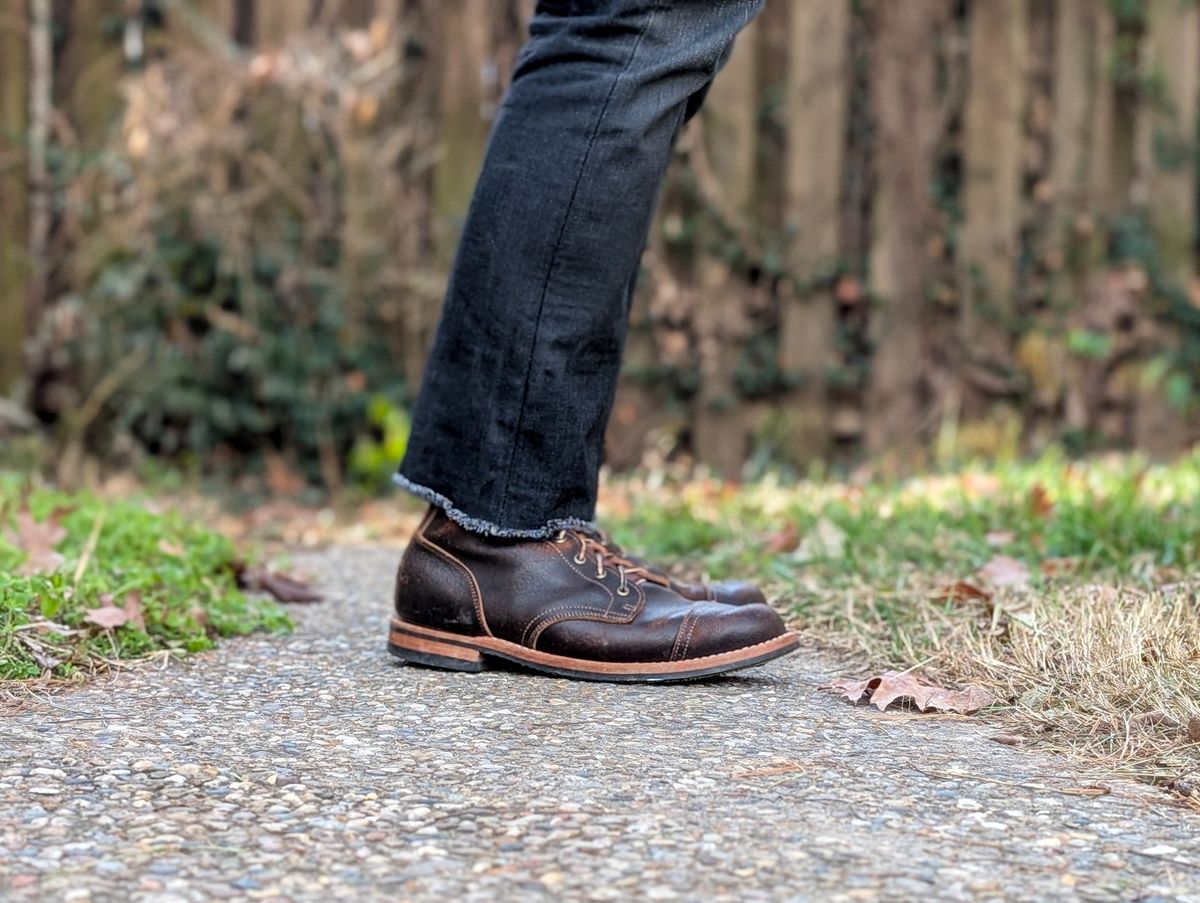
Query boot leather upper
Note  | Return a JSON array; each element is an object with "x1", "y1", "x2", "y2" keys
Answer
[{"x1": 395, "y1": 508, "x2": 787, "y2": 664}]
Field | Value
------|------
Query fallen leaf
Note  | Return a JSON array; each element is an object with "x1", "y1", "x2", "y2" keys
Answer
[
  {"x1": 979, "y1": 554, "x2": 1031, "y2": 589},
  {"x1": 122, "y1": 591, "x2": 147, "y2": 633},
  {"x1": 84, "y1": 605, "x2": 129, "y2": 629},
  {"x1": 985, "y1": 530, "x2": 1015, "y2": 548},
  {"x1": 1030, "y1": 483, "x2": 1055, "y2": 518},
  {"x1": 824, "y1": 670, "x2": 996, "y2": 714},
  {"x1": 1134, "y1": 710, "x2": 1182, "y2": 730},
  {"x1": 795, "y1": 518, "x2": 846, "y2": 561},
  {"x1": 764, "y1": 522, "x2": 800, "y2": 554},
  {"x1": 235, "y1": 564, "x2": 325, "y2": 603},
  {"x1": 157, "y1": 539, "x2": 185, "y2": 556},
  {"x1": 1189, "y1": 718, "x2": 1200, "y2": 743},
  {"x1": 1039, "y1": 557, "x2": 1079, "y2": 577},
  {"x1": 938, "y1": 581, "x2": 993, "y2": 603},
  {"x1": 16, "y1": 634, "x2": 65, "y2": 670},
  {"x1": 991, "y1": 733, "x2": 1026, "y2": 747},
  {"x1": 5, "y1": 507, "x2": 69, "y2": 576}
]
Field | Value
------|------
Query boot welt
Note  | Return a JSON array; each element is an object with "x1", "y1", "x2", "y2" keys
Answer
[{"x1": 387, "y1": 618, "x2": 799, "y2": 683}]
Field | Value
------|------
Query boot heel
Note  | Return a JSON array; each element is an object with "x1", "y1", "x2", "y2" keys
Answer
[{"x1": 388, "y1": 619, "x2": 487, "y2": 673}]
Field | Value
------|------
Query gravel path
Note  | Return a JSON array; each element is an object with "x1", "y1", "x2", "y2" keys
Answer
[{"x1": 3, "y1": 545, "x2": 1198, "y2": 902}]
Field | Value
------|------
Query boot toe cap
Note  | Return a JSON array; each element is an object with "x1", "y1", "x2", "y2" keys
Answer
[{"x1": 674, "y1": 601, "x2": 789, "y2": 661}]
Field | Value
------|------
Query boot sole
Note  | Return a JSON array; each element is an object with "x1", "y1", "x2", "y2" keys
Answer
[{"x1": 387, "y1": 618, "x2": 800, "y2": 683}]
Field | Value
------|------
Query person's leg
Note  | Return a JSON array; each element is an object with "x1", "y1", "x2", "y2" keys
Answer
[
  {"x1": 387, "y1": 0, "x2": 793, "y2": 682},
  {"x1": 397, "y1": 0, "x2": 764, "y2": 538}
]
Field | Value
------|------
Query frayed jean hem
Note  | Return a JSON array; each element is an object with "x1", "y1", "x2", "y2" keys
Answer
[{"x1": 393, "y1": 472, "x2": 596, "y2": 540}]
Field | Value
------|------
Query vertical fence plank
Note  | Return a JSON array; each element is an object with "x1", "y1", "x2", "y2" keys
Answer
[
  {"x1": 57, "y1": 0, "x2": 125, "y2": 152},
  {"x1": 864, "y1": 0, "x2": 948, "y2": 458},
  {"x1": 960, "y1": 0, "x2": 1028, "y2": 385},
  {"x1": 780, "y1": 0, "x2": 850, "y2": 464},
  {"x1": 1050, "y1": 0, "x2": 1117, "y2": 282},
  {"x1": 408, "y1": 0, "x2": 491, "y2": 387},
  {"x1": 1132, "y1": 0, "x2": 1199, "y2": 454},
  {"x1": 692, "y1": 19, "x2": 760, "y2": 475},
  {"x1": 0, "y1": 0, "x2": 30, "y2": 393},
  {"x1": 1142, "y1": 0, "x2": 1199, "y2": 286},
  {"x1": 255, "y1": 0, "x2": 314, "y2": 48},
  {"x1": 432, "y1": 0, "x2": 490, "y2": 237}
]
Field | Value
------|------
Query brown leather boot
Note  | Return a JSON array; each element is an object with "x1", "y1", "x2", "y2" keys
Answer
[
  {"x1": 584, "y1": 528, "x2": 767, "y2": 606},
  {"x1": 389, "y1": 507, "x2": 798, "y2": 682}
]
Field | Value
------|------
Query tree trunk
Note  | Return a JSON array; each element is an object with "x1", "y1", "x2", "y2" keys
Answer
[
  {"x1": 0, "y1": 0, "x2": 30, "y2": 393},
  {"x1": 692, "y1": 19, "x2": 760, "y2": 476},
  {"x1": 780, "y1": 0, "x2": 850, "y2": 463},
  {"x1": 960, "y1": 0, "x2": 1027, "y2": 381},
  {"x1": 864, "y1": 0, "x2": 948, "y2": 457}
]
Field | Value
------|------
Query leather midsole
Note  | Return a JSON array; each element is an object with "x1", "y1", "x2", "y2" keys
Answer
[{"x1": 389, "y1": 618, "x2": 798, "y2": 675}]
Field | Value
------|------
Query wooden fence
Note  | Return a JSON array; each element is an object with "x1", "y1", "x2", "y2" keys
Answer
[{"x1": 1, "y1": 0, "x2": 1197, "y2": 476}]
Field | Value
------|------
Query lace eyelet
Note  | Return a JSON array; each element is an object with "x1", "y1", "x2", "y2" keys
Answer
[
  {"x1": 617, "y1": 585, "x2": 630, "y2": 597},
  {"x1": 573, "y1": 553, "x2": 587, "y2": 565},
  {"x1": 554, "y1": 530, "x2": 568, "y2": 543}
]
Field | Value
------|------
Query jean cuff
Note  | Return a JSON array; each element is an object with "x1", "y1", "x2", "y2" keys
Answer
[{"x1": 393, "y1": 472, "x2": 597, "y2": 539}]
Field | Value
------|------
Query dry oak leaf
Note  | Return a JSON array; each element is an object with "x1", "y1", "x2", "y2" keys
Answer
[
  {"x1": 121, "y1": 591, "x2": 147, "y2": 633},
  {"x1": 235, "y1": 563, "x2": 325, "y2": 603},
  {"x1": 985, "y1": 530, "x2": 1016, "y2": 548},
  {"x1": 1039, "y1": 556, "x2": 1080, "y2": 577},
  {"x1": 1030, "y1": 483, "x2": 1055, "y2": 519},
  {"x1": 84, "y1": 605, "x2": 129, "y2": 629},
  {"x1": 5, "y1": 507, "x2": 70, "y2": 576},
  {"x1": 978, "y1": 554, "x2": 1031, "y2": 589},
  {"x1": 764, "y1": 522, "x2": 800, "y2": 555},
  {"x1": 824, "y1": 670, "x2": 996, "y2": 715},
  {"x1": 937, "y1": 581, "x2": 993, "y2": 603}
]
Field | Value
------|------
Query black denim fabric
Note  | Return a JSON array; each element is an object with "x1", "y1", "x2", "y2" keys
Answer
[{"x1": 396, "y1": 0, "x2": 765, "y2": 536}]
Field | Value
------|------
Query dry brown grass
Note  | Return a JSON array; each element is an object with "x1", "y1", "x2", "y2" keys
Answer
[{"x1": 825, "y1": 581, "x2": 1200, "y2": 803}]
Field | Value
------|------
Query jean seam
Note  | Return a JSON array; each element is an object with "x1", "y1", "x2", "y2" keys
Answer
[{"x1": 495, "y1": 1, "x2": 663, "y2": 526}]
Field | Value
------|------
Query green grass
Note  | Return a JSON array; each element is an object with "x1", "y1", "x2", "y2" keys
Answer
[
  {"x1": 605, "y1": 448, "x2": 1199, "y2": 635},
  {"x1": 0, "y1": 477, "x2": 291, "y2": 682}
]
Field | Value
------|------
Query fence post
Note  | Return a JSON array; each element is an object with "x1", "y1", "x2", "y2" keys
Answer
[
  {"x1": 692, "y1": 19, "x2": 761, "y2": 476},
  {"x1": 0, "y1": 0, "x2": 30, "y2": 394},
  {"x1": 1050, "y1": 0, "x2": 1117, "y2": 287},
  {"x1": 780, "y1": 0, "x2": 850, "y2": 464},
  {"x1": 959, "y1": 0, "x2": 1028, "y2": 403},
  {"x1": 864, "y1": 0, "x2": 948, "y2": 460},
  {"x1": 1142, "y1": 0, "x2": 1199, "y2": 287}
]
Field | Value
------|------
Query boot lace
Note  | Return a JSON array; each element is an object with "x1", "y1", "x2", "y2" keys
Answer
[{"x1": 552, "y1": 530, "x2": 667, "y2": 595}]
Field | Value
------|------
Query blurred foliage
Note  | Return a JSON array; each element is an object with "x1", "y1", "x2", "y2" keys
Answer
[
  {"x1": 30, "y1": 14, "x2": 436, "y2": 490},
  {"x1": 7, "y1": 0, "x2": 1199, "y2": 490},
  {"x1": 349, "y1": 395, "x2": 412, "y2": 493}
]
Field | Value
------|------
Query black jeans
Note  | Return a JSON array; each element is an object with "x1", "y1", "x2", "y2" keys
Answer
[{"x1": 397, "y1": 0, "x2": 764, "y2": 536}]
